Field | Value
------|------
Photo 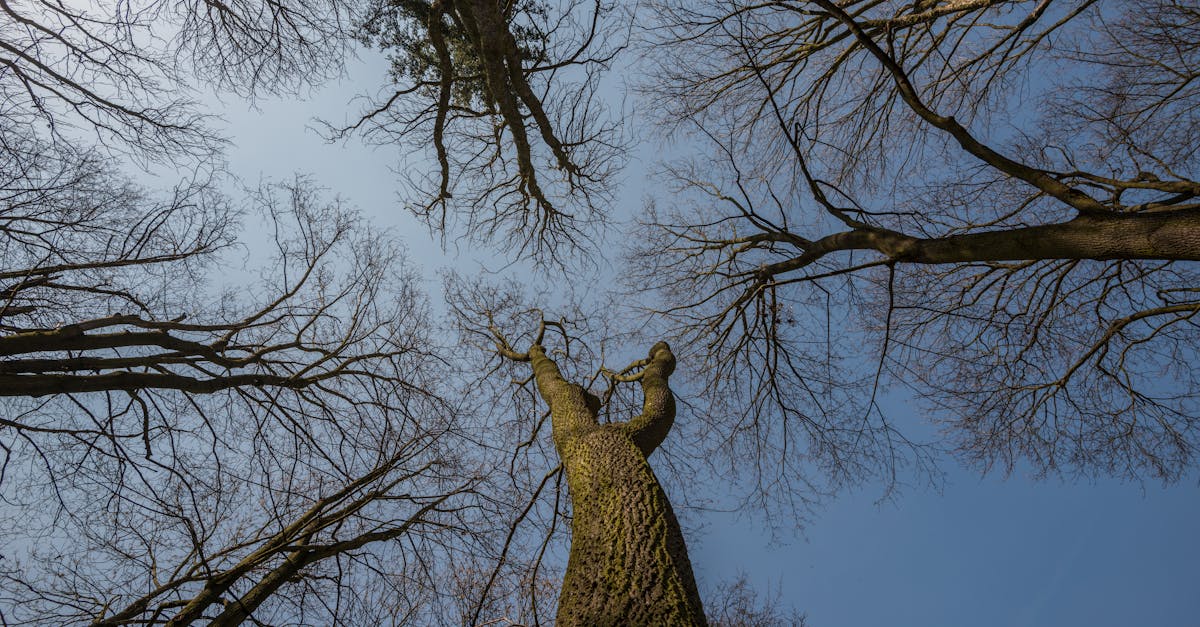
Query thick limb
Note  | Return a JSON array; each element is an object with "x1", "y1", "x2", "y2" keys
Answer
[{"x1": 618, "y1": 341, "x2": 677, "y2": 457}]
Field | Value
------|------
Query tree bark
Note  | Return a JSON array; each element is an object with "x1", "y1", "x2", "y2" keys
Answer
[{"x1": 525, "y1": 341, "x2": 706, "y2": 626}]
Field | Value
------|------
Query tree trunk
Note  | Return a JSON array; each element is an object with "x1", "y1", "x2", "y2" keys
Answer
[{"x1": 526, "y1": 342, "x2": 706, "y2": 626}]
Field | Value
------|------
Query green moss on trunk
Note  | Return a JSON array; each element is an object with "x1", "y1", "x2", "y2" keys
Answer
[
  {"x1": 526, "y1": 342, "x2": 706, "y2": 626},
  {"x1": 556, "y1": 426, "x2": 705, "y2": 626}
]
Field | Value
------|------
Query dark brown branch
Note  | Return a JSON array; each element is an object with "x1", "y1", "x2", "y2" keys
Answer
[
  {"x1": 807, "y1": 0, "x2": 1108, "y2": 215},
  {"x1": 760, "y1": 209, "x2": 1200, "y2": 281}
]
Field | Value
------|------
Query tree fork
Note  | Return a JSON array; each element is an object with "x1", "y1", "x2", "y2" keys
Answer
[{"x1": 501, "y1": 334, "x2": 707, "y2": 626}]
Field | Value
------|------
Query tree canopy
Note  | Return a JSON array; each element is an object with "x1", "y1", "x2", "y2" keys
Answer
[
  {"x1": 3, "y1": 0, "x2": 1199, "y2": 624},
  {"x1": 629, "y1": 0, "x2": 1200, "y2": 491},
  {"x1": 2, "y1": 2, "x2": 480, "y2": 623}
]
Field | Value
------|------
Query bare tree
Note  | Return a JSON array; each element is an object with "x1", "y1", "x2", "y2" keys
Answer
[
  {"x1": 346, "y1": 0, "x2": 625, "y2": 260},
  {"x1": 705, "y1": 574, "x2": 807, "y2": 627},
  {"x1": 0, "y1": 159, "x2": 480, "y2": 623},
  {"x1": 16, "y1": 0, "x2": 1200, "y2": 624},
  {"x1": 444, "y1": 285, "x2": 705, "y2": 625},
  {"x1": 0, "y1": 1, "x2": 507, "y2": 623},
  {"x1": 620, "y1": 0, "x2": 1200, "y2": 497},
  {"x1": 1, "y1": 0, "x2": 359, "y2": 158},
  {"x1": 438, "y1": 281, "x2": 814, "y2": 626}
]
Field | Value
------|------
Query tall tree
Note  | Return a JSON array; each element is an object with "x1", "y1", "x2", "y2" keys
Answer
[
  {"x1": 1, "y1": 2, "x2": 485, "y2": 624},
  {"x1": 369, "y1": 1, "x2": 1200, "y2": 619},
  {"x1": 624, "y1": 0, "x2": 1200, "y2": 501},
  {"x1": 0, "y1": 164, "x2": 476, "y2": 624},
  {"x1": 349, "y1": 0, "x2": 625, "y2": 259},
  {"x1": 11, "y1": 0, "x2": 1200, "y2": 623},
  {"x1": 490, "y1": 321, "x2": 706, "y2": 625},
  {"x1": 1, "y1": 0, "x2": 357, "y2": 156}
]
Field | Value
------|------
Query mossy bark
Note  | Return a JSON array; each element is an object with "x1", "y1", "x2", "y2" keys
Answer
[{"x1": 526, "y1": 341, "x2": 706, "y2": 626}]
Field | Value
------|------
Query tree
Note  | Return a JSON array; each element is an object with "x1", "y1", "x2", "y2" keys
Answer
[
  {"x1": 0, "y1": 161, "x2": 478, "y2": 624},
  {"x1": 441, "y1": 280, "x2": 808, "y2": 626},
  {"x1": 1, "y1": 2, "x2": 484, "y2": 624},
  {"x1": 348, "y1": 0, "x2": 625, "y2": 259},
  {"x1": 622, "y1": 0, "x2": 1200, "y2": 498},
  {"x1": 1, "y1": 0, "x2": 357, "y2": 157},
  {"x1": 365, "y1": 0, "x2": 1200, "y2": 619},
  {"x1": 10, "y1": 0, "x2": 1200, "y2": 623},
  {"x1": 489, "y1": 320, "x2": 706, "y2": 625},
  {"x1": 704, "y1": 574, "x2": 807, "y2": 627}
]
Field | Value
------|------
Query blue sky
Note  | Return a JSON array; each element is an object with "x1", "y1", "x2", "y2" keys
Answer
[
  {"x1": 212, "y1": 48, "x2": 1200, "y2": 627},
  {"x1": 697, "y1": 474, "x2": 1199, "y2": 626}
]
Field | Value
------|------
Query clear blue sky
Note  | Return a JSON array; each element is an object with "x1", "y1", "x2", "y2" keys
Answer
[
  {"x1": 214, "y1": 50, "x2": 1200, "y2": 627},
  {"x1": 696, "y1": 474, "x2": 1199, "y2": 626}
]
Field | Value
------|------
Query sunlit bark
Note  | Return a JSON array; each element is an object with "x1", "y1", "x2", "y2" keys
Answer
[{"x1": 497, "y1": 330, "x2": 706, "y2": 626}]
